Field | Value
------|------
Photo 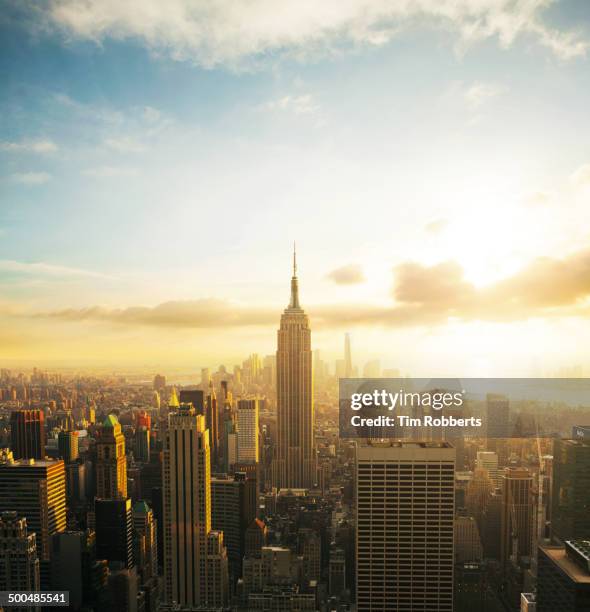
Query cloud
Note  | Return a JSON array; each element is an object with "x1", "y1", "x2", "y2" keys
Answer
[
  {"x1": 39, "y1": 0, "x2": 588, "y2": 69},
  {"x1": 24, "y1": 247, "x2": 590, "y2": 330},
  {"x1": 11, "y1": 172, "x2": 52, "y2": 184},
  {"x1": 326, "y1": 264, "x2": 366, "y2": 285},
  {"x1": 0, "y1": 259, "x2": 114, "y2": 280},
  {"x1": 82, "y1": 166, "x2": 138, "y2": 178},
  {"x1": 104, "y1": 137, "x2": 146, "y2": 153},
  {"x1": 464, "y1": 82, "x2": 504, "y2": 110},
  {"x1": 0, "y1": 139, "x2": 58, "y2": 154},
  {"x1": 570, "y1": 163, "x2": 590, "y2": 186},
  {"x1": 36, "y1": 299, "x2": 276, "y2": 329},
  {"x1": 264, "y1": 94, "x2": 319, "y2": 115}
]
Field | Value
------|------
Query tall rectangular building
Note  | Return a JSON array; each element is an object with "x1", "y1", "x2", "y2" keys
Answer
[
  {"x1": 272, "y1": 250, "x2": 315, "y2": 489},
  {"x1": 500, "y1": 467, "x2": 535, "y2": 567},
  {"x1": 552, "y1": 439, "x2": 590, "y2": 543},
  {"x1": 163, "y1": 406, "x2": 228, "y2": 607},
  {"x1": 356, "y1": 440, "x2": 455, "y2": 612},
  {"x1": 0, "y1": 457, "x2": 66, "y2": 562},
  {"x1": 237, "y1": 399, "x2": 259, "y2": 463},
  {"x1": 96, "y1": 414, "x2": 127, "y2": 499},
  {"x1": 10, "y1": 409, "x2": 45, "y2": 460}
]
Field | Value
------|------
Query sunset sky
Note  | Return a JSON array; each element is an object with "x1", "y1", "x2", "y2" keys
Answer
[{"x1": 1, "y1": 0, "x2": 590, "y2": 374}]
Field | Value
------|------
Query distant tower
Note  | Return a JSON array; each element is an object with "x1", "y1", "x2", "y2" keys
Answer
[
  {"x1": 10, "y1": 409, "x2": 45, "y2": 460},
  {"x1": 344, "y1": 333, "x2": 352, "y2": 378},
  {"x1": 96, "y1": 414, "x2": 127, "y2": 499},
  {"x1": 272, "y1": 245, "x2": 315, "y2": 489}
]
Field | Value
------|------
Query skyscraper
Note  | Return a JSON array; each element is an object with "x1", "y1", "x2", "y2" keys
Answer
[
  {"x1": 344, "y1": 333, "x2": 352, "y2": 378},
  {"x1": 356, "y1": 440, "x2": 455, "y2": 612},
  {"x1": 10, "y1": 409, "x2": 45, "y2": 460},
  {"x1": 537, "y1": 541, "x2": 590, "y2": 611},
  {"x1": 273, "y1": 247, "x2": 315, "y2": 489},
  {"x1": 500, "y1": 467, "x2": 535, "y2": 568},
  {"x1": 96, "y1": 414, "x2": 127, "y2": 499},
  {"x1": 237, "y1": 398, "x2": 259, "y2": 463},
  {"x1": 0, "y1": 511, "x2": 40, "y2": 598},
  {"x1": 163, "y1": 406, "x2": 228, "y2": 607},
  {"x1": 0, "y1": 457, "x2": 66, "y2": 588},
  {"x1": 552, "y1": 438, "x2": 590, "y2": 544},
  {"x1": 95, "y1": 497, "x2": 134, "y2": 569},
  {"x1": 58, "y1": 429, "x2": 79, "y2": 463}
]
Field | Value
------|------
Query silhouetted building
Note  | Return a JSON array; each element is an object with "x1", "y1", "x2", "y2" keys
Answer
[
  {"x1": 538, "y1": 541, "x2": 590, "y2": 611},
  {"x1": 552, "y1": 439, "x2": 590, "y2": 544},
  {"x1": 10, "y1": 409, "x2": 45, "y2": 460},
  {"x1": 0, "y1": 511, "x2": 39, "y2": 603},
  {"x1": 95, "y1": 497, "x2": 134, "y2": 569}
]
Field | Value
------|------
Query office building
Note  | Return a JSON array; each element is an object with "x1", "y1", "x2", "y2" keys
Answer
[
  {"x1": 272, "y1": 248, "x2": 315, "y2": 489},
  {"x1": 163, "y1": 406, "x2": 228, "y2": 607},
  {"x1": 552, "y1": 439, "x2": 590, "y2": 543},
  {"x1": 237, "y1": 399, "x2": 259, "y2": 463},
  {"x1": 537, "y1": 541, "x2": 590, "y2": 610},
  {"x1": 135, "y1": 426, "x2": 150, "y2": 463},
  {"x1": 356, "y1": 440, "x2": 455, "y2": 611},
  {"x1": 133, "y1": 501, "x2": 160, "y2": 612},
  {"x1": 500, "y1": 467, "x2": 535, "y2": 567},
  {"x1": 476, "y1": 451, "x2": 499, "y2": 487},
  {"x1": 0, "y1": 457, "x2": 66, "y2": 563},
  {"x1": 0, "y1": 511, "x2": 39, "y2": 598},
  {"x1": 96, "y1": 414, "x2": 127, "y2": 499},
  {"x1": 95, "y1": 497, "x2": 134, "y2": 569},
  {"x1": 58, "y1": 429, "x2": 79, "y2": 463},
  {"x1": 486, "y1": 394, "x2": 510, "y2": 439},
  {"x1": 10, "y1": 409, "x2": 45, "y2": 460}
]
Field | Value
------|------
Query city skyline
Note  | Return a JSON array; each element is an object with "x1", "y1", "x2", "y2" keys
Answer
[{"x1": 1, "y1": 1, "x2": 590, "y2": 374}]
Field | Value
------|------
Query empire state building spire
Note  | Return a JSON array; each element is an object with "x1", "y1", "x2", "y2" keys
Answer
[
  {"x1": 273, "y1": 246, "x2": 315, "y2": 489},
  {"x1": 289, "y1": 241, "x2": 300, "y2": 310}
]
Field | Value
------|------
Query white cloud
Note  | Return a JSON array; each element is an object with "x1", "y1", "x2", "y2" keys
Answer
[
  {"x1": 104, "y1": 137, "x2": 146, "y2": 153},
  {"x1": 0, "y1": 139, "x2": 58, "y2": 154},
  {"x1": 82, "y1": 166, "x2": 138, "y2": 178},
  {"x1": 464, "y1": 82, "x2": 504, "y2": 110},
  {"x1": 0, "y1": 259, "x2": 114, "y2": 280},
  {"x1": 264, "y1": 94, "x2": 319, "y2": 115},
  {"x1": 42, "y1": 0, "x2": 588, "y2": 69},
  {"x1": 11, "y1": 172, "x2": 52, "y2": 184}
]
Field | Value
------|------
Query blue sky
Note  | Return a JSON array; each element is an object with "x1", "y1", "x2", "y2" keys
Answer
[{"x1": 1, "y1": 0, "x2": 590, "y2": 372}]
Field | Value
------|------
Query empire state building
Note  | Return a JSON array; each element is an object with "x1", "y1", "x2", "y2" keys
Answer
[{"x1": 272, "y1": 248, "x2": 315, "y2": 489}]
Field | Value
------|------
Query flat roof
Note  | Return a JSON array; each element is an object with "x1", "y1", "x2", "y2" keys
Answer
[{"x1": 541, "y1": 546, "x2": 590, "y2": 584}]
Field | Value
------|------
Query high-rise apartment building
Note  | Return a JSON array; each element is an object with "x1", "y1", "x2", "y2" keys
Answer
[
  {"x1": 272, "y1": 249, "x2": 315, "y2": 489},
  {"x1": 356, "y1": 440, "x2": 455, "y2": 612},
  {"x1": 552, "y1": 438, "x2": 590, "y2": 544},
  {"x1": 10, "y1": 409, "x2": 45, "y2": 460},
  {"x1": 237, "y1": 399, "x2": 259, "y2": 463},
  {"x1": 163, "y1": 406, "x2": 228, "y2": 607},
  {"x1": 96, "y1": 414, "x2": 127, "y2": 499}
]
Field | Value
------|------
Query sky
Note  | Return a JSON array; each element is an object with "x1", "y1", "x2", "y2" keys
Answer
[{"x1": 1, "y1": 0, "x2": 590, "y2": 375}]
